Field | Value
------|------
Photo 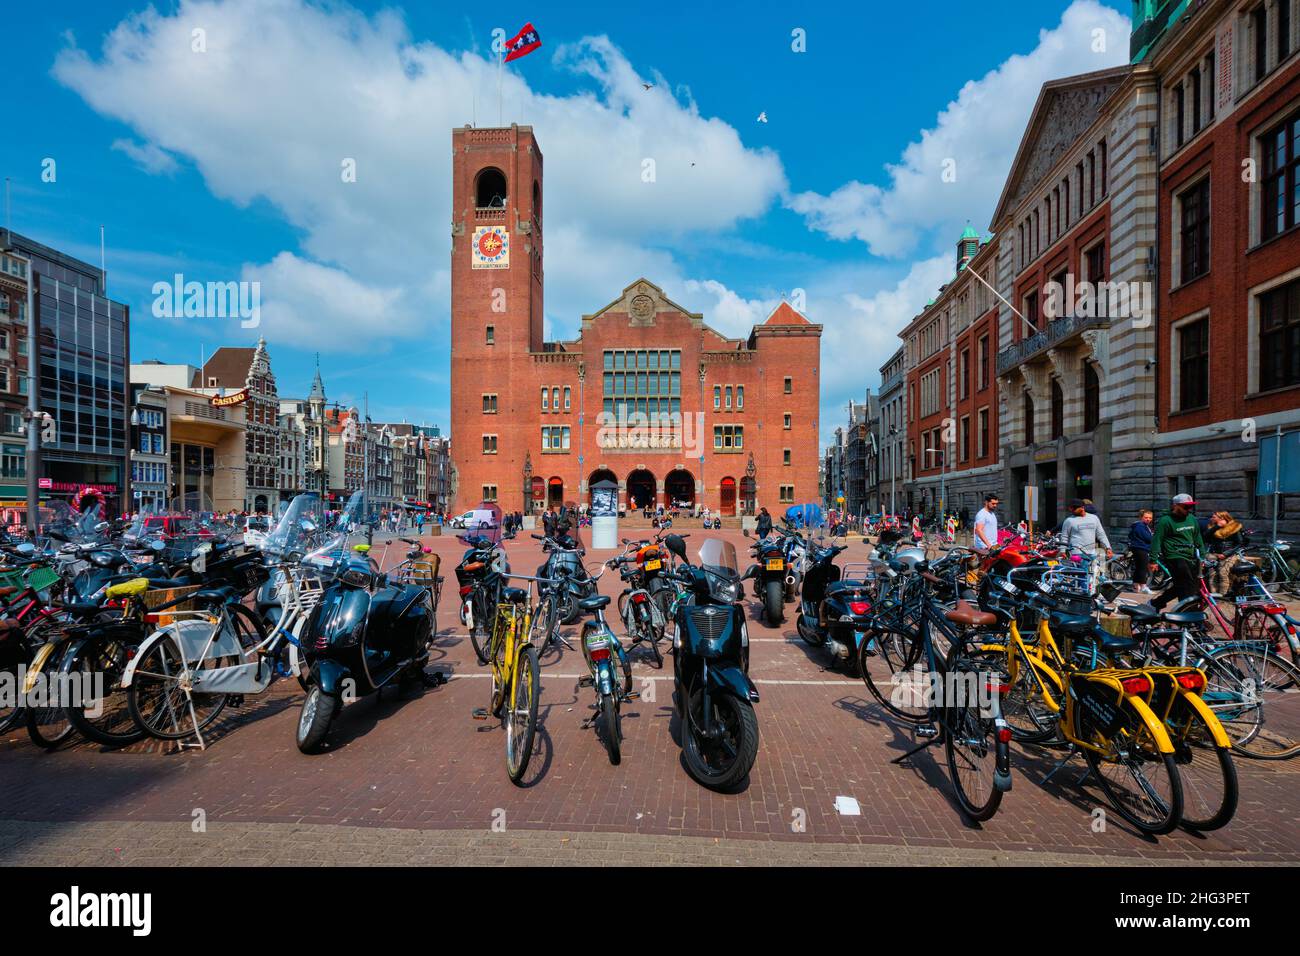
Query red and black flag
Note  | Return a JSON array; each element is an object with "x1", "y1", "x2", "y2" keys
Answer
[{"x1": 503, "y1": 22, "x2": 542, "y2": 62}]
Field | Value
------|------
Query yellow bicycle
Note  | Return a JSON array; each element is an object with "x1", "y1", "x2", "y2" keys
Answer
[
  {"x1": 978, "y1": 579, "x2": 1235, "y2": 833},
  {"x1": 472, "y1": 585, "x2": 540, "y2": 784}
]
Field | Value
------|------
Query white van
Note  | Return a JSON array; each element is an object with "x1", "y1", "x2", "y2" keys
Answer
[{"x1": 451, "y1": 509, "x2": 498, "y2": 530}]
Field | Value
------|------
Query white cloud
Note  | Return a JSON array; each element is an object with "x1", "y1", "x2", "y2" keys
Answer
[
  {"x1": 785, "y1": 0, "x2": 1129, "y2": 258},
  {"x1": 110, "y1": 138, "x2": 179, "y2": 175},
  {"x1": 52, "y1": 0, "x2": 785, "y2": 359}
]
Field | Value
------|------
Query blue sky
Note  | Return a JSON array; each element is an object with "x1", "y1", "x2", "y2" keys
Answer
[{"x1": 2, "y1": 0, "x2": 1130, "y2": 442}]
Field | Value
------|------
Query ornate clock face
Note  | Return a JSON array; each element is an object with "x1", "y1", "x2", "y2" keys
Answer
[{"x1": 471, "y1": 226, "x2": 510, "y2": 269}]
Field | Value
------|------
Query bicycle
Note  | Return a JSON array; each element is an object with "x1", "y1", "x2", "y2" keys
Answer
[
  {"x1": 862, "y1": 562, "x2": 1012, "y2": 822},
  {"x1": 980, "y1": 572, "x2": 1233, "y2": 834},
  {"x1": 471, "y1": 583, "x2": 541, "y2": 785}
]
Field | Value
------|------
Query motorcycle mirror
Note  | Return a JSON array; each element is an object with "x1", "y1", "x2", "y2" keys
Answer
[
  {"x1": 663, "y1": 533, "x2": 687, "y2": 562},
  {"x1": 16, "y1": 542, "x2": 35, "y2": 555},
  {"x1": 151, "y1": 539, "x2": 166, "y2": 552},
  {"x1": 95, "y1": 521, "x2": 110, "y2": 533},
  {"x1": 742, "y1": 565, "x2": 759, "y2": 581}
]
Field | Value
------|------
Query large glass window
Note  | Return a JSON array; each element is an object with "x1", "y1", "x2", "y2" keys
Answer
[
  {"x1": 1179, "y1": 317, "x2": 1210, "y2": 409},
  {"x1": 1180, "y1": 178, "x2": 1210, "y2": 283},
  {"x1": 1261, "y1": 108, "x2": 1300, "y2": 241},
  {"x1": 1259, "y1": 278, "x2": 1300, "y2": 391},
  {"x1": 601, "y1": 349, "x2": 681, "y2": 422}
]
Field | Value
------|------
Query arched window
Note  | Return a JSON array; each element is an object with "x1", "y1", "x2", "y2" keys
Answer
[{"x1": 475, "y1": 167, "x2": 507, "y2": 209}]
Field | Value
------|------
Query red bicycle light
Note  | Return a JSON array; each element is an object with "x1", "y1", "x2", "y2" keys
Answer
[
  {"x1": 143, "y1": 613, "x2": 161, "y2": 624},
  {"x1": 632, "y1": 592, "x2": 648, "y2": 603},
  {"x1": 997, "y1": 726, "x2": 1013, "y2": 743},
  {"x1": 459, "y1": 585, "x2": 473, "y2": 598},
  {"x1": 1263, "y1": 603, "x2": 1286, "y2": 615},
  {"x1": 986, "y1": 679, "x2": 1010, "y2": 695},
  {"x1": 1176, "y1": 672, "x2": 1206, "y2": 693},
  {"x1": 589, "y1": 645, "x2": 611, "y2": 662},
  {"x1": 1121, "y1": 676, "x2": 1151, "y2": 695},
  {"x1": 850, "y1": 601, "x2": 871, "y2": 615}
]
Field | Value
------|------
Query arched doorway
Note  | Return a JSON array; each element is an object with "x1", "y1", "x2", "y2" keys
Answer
[
  {"x1": 530, "y1": 476, "x2": 545, "y2": 513},
  {"x1": 547, "y1": 477, "x2": 564, "y2": 509},
  {"x1": 626, "y1": 469, "x2": 656, "y2": 512},
  {"x1": 664, "y1": 469, "x2": 694, "y2": 508},
  {"x1": 719, "y1": 477, "x2": 737, "y2": 516},
  {"x1": 587, "y1": 468, "x2": 616, "y2": 508}
]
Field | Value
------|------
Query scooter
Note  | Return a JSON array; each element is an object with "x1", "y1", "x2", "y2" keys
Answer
[
  {"x1": 743, "y1": 528, "x2": 788, "y2": 626},
  {"x1": 796, "y1": 542, "x2": 875, "y2": 671},
  {"x1": 662, "y1": 534, "x2": 761, "y2": 790},
  {"x1": 295, "y1": 492, "x2": 444, "y2": 753},
  {"x1": 534, "y1": 529, "x2": 596, "y2": 624}
]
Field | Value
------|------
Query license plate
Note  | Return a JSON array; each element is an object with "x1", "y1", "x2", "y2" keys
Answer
[
  {"x1": 765, "y1": 558, "x2": 784, "y2": 571},
  {"x1": 644, "y1": 559, "x2": 662, "y2": 571}
]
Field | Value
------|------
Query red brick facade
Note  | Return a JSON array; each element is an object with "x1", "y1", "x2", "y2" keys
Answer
[
  {"x1": 1159, "y1": 56, "x2": 1300, "y2": 429},
  {"x1": 449, "y1": 126, "x2": 822, "y2": 515}
]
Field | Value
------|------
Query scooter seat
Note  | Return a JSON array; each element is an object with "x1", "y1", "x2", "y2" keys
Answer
[
  {"x1": 579, "y1": 595, "x2": 611, "y2": 611},
  {"x1": 501, "y1": 587, "x2": 529, "y2": 604}
]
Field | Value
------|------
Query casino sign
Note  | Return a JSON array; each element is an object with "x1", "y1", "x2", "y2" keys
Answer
[{"x1": 471, "y1": 226, "x2": 510, "y2": 269}]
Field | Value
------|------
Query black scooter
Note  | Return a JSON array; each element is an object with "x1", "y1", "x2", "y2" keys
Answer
[
  {"x1": 796, "y1": 542, "x2": 875, "y2": 672},
  {"x1": 662, "y1": 534, "x2": 761, "y2": 791},
  {"x1": 295, "y1": 539, "x2": 442, "y2": 753},
  {"x1": 743, "y1": 528, "x2": 787, "y2": 627},
  {"x1": 534, "y1": 529, "x2": 595, "y2": 624}
]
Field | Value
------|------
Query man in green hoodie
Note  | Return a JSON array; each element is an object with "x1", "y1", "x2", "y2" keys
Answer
[{"x1": 1150, "y1": 493, "x2": 1206, "y2": 609}]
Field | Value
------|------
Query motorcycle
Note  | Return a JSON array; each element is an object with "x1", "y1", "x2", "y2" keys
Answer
[
  {"x1": 534, "y1": 529, "x2": 596, "y2": 625},
  {"x1": 743, "y1": 527, "x2": 788, "y2": 627},
  {"x1": 662, "y1": 534, "x2": 761, "y2": 790},
  {"x1": 295, "y1": 491, "x2": 442, "y2": 753},
  {"x1": 575, "y1": 577, "x2": 635, "y2": 764},
  {"x1": 796, "y1": 540, "x2": 876, "y2": 671},
  {"x1": 455, "y1": 534, "x2": 510, "y2": 665}
]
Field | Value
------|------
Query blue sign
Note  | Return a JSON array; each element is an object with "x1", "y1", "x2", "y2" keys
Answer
[{"x1": 1257, "y1": 429, "x2": 1300, "y2": 495}]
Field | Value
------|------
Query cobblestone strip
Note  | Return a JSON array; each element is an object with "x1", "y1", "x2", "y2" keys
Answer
[{"x1": 0, "y1": 819, "x2": 1279, "y2": 867}]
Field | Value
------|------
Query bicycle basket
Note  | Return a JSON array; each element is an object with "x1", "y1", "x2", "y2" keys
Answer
[{"x1": 142, "y1": 584, "x2": 202, "y2": 626}]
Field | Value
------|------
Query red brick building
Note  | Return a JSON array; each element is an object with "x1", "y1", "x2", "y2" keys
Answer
[
  {"x1": 1154, "y1": 0, "x2": 1300, "y2": 523},
  {"x1": 448, "y1": 125, "x2": 822, "y2": 516}
]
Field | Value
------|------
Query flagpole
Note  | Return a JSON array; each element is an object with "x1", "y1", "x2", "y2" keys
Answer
[{"x1": 498, "y1": 46, "x2": 503, "y2": 125}]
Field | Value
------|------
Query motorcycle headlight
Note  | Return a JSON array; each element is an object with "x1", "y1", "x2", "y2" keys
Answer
[{"x1": 340, "y1": 568, "x2": 372, "y2": 589}]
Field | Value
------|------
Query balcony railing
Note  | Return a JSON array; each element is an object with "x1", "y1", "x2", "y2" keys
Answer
[
  {"x1": 879, "y1": 371, "x2": 904, "y2": 395},
  {"x1": 996, "y1": 312, "x2": 1108, "y2": 375}
]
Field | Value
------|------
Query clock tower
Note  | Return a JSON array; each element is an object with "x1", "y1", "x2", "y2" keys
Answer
[{"x1": 449, "y1": 124, "x2": 544, "y2": 511}]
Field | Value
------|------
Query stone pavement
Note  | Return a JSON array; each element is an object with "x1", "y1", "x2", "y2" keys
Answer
[{"x1": 1, "y1": 528, "x2": 1296, "y2": 866}]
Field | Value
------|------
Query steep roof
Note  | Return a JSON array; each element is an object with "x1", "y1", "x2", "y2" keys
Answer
[
  {"x1": 192, "y1": 347, "x2": 255, "y2": 388},
  {"x1": 764, "y1": 301, "x2": 810, "y2": 325}
]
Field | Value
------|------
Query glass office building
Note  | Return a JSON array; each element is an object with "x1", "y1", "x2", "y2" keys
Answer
[{"x1": 5, "y1": 232, "x2": 130, "y2": 516}]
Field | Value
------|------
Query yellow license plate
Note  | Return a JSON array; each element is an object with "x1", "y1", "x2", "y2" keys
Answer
[
  {"x1": 1046, "y1": 560, "x2": 1058, "y2": 567},
  {"x1": 644, "y1": 559, "x2": 662, "y2": 571},
  {"x1": 765, "y1": 558, "x2": 784, "y2": 571}
]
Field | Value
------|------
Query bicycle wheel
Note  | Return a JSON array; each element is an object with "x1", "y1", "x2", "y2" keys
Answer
[
  {"x1": 63, "y1": 636, "x2": 146, "y2": 746},
  {"x1": 944, "y1": 645, "x2": 1007, "y2": 821},
  {"x1": 1164, "y1": 697, "x2": 1237, "y2": 832},
  {"x1": 0, "y1": 656, "x2": 25, "y2": 734},
  {"x1": 528, "y1": 593, "x2": 556, "y2": 657},
  {"x1": 1237, "y1": 606, "x2": 1293, "y2": 662},
  {"x1": 505, "y1": 644, "x2": 540, "y2": 784},
  {"x1": 1084, "y1": 709, "x2": 1183, "y2": 835},
  {"x1": 859, "y1": 625, "x2": 928, "y2": 723},
  {"x1": 1201, "y1": 645, "x2": 1300, "y2": 759},
  {"x1": 468, "y1": 592, "x2": 492, "y2": 665}
]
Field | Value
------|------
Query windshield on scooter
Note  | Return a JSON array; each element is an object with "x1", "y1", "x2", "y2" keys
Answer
[
  {"x1": 264, "y1": 493, "x2": 325, "y2": 559},
  {"x1": 41, "y1": 499, "x2": 103, "y2": 548},
  {"x1": 303, "y1": 489, "x2": 370, "y2": 576},
  {"x1": 697, "y1": 538, "x2": 741, "y2": 603}
]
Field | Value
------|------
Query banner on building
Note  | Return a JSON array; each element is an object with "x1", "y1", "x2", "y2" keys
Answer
[{"x1": 471, "y1": 226, "x2": 510, "y2": 269}]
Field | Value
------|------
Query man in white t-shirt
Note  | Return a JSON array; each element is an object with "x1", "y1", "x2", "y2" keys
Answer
[{"x1": 973, "y1": 493, "x2": 999, "y2": 554}]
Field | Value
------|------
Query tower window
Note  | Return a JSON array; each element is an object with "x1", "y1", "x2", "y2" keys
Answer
[
  {"x1": 475, "y1": 167, "x2": 508, "y2": 209},
  {"x1": 485, "y1": 325, "x2": 495, "y2": 345}
]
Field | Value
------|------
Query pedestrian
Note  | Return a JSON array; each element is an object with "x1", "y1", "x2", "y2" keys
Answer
[
  {"x1": 972, "y1": 494, "x2": 999, "y2": 555},
  {"x1": 911, "y1": 514, "x2": 923, "y2": 545},
  {"x1": 1150, "y1": 493, "x2": 1206, "y2": 610},
  {"x1": 1127, "y1": 509, "x2": 1154, "y2": 593},
  {"x1": 1060, "y1": 498, "x2": 1112, "y2": 589},
  {"x1": 1203, "y1": 510, "x2": 1246, "y2": 593}
]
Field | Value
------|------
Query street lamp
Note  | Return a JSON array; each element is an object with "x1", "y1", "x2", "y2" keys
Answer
[{"x1": 522, "y1": 451, "x2": 533, "y2": 515}]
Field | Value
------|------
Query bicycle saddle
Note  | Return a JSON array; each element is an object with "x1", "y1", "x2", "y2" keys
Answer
[
  {"x1": 1048, "y1": 610, "x2": 1095, "y2": 632},
  {"x1": 945, "y1": 600, "x2": 997, "y2": 628},
  {"x1": 579, "y1": 595, "x2": 611, "y2": 612},
  {"x1": 501, "y1": 587, "x2": 529, "y2": 604},
  {"x1": 1159, "y1": 609, "x2": 1206, "y2": 625},
  {"x1": 1119, "y1": 602, "x2": 1161, "y2": 621}
]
